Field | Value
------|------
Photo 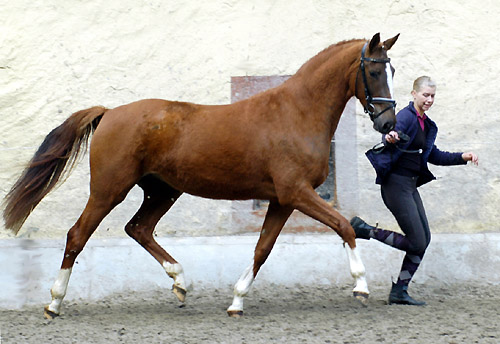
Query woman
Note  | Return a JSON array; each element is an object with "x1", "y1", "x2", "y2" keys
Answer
[{"x1": 351, "y1": 76, "x2": 478, "y2": 305}]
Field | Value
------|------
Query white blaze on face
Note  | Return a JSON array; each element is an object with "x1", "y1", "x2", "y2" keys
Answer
[{"x1": 386, "y1": 63, "x2": 394, "y2": 98}]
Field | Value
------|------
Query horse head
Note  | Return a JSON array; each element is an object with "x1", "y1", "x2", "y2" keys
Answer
[{"x1": 356, "y1": 33, "x2": 399, "y2": 134}]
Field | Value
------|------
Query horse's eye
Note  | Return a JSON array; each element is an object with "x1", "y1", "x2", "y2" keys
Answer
[{"x1": 369, "y1": 71, "x2": 380, "y2": 79}]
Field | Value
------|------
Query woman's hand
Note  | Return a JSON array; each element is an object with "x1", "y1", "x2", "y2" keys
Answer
[
  {"x1": 385, "y1": 130, "x2": 399, "y2": 144},
  {"x1": 462, "y1": 152, "x2": 479, "y2": 165}
]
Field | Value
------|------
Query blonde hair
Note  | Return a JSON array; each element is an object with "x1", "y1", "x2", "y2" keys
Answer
[{"x1": 412, "y1": 76, "x2": 437, "y2": 92}]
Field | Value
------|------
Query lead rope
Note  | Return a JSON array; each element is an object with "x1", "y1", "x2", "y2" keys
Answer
[{"x1": 370, "y1": 131, "x2": 423, "y2": 155}]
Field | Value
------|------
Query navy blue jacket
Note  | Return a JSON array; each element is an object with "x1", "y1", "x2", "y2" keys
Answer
[{"x1": 366, "y1": 102, "x2": 466, "y2": 186}]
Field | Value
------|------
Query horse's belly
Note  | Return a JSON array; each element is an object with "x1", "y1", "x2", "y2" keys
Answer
[{"x1": 159, "y1": 169, "x2": 274, "y2": 201}]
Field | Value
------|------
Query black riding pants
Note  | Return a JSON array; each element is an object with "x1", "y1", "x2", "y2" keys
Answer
[{"x1": 380, "y1": 173, "x2": 431, "y2": 255}]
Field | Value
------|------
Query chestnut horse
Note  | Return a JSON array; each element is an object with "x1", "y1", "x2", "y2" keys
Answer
[{"x1": 3, "y1": 33, "x2": 399, "y2": 318}]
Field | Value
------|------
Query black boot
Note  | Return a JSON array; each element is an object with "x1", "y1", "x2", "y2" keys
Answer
[
  {"x1": 388, "y1": 283, "x2": 426, "y2": 306},
  {"x1": 349, "y1": 216, "x2": 373, "y2": 240}
]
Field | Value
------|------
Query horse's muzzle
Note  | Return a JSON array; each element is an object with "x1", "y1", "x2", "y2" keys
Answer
[
  {"x1": 381, "y1": 120, "x2": 395, "y2": 134},
  {"x1": 373, "y1": 119, "x2": 395, "y2": 134}
]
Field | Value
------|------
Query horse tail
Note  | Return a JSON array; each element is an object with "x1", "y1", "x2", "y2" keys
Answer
[{"x1": 3, "y1": 106, "x2": 108, "y2": 235}]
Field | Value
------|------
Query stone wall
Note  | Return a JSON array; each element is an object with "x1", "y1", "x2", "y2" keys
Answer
[{"x1": 1, "y1": 0, "x2": 498, "y2": 239}]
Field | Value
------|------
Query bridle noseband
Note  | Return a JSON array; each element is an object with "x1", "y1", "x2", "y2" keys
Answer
[{"x1": 358, "y1": 42, "x2": 397, "y2": 121}]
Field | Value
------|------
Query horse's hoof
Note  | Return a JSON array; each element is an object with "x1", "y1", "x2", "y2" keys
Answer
[
  {"x1": 43, "y1": 306, "x2": 59, "y2": 320},
  {"x1": 172, "y1": 285, "x2": 187, "y2": 303},
  {"x1": 227, "y1": 310, "x2": 244, "y2": 318},
  {"x1": 353, "y1": 291, "x2": 369, "y2": 306}
]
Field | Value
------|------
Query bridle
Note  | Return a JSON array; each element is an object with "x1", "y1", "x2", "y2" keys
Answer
[{"x1": 358, "y1": 42, "x2": 397, "y2": 121}]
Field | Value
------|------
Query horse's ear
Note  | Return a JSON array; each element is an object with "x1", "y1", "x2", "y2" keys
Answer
[
  {"x1": 383, "y1": 34, "x2": 400, "y2": 51},
  {"x1": 369, "y1": 33, "x2": 381, "y2": 52}
]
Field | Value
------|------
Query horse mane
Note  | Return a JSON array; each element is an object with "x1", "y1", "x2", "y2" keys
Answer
[{"x1": 294, "y1": 38, "x2": 366, "y2": 77}]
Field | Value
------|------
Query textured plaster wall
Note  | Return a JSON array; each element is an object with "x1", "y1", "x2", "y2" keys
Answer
[{"x1": 1, "y1": 0, "x2": 499, "y2": 240}]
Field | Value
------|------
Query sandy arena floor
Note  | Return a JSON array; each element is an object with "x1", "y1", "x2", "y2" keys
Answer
[{"x1": 1, "y1": 283, "x2": 498, "y2": 344}]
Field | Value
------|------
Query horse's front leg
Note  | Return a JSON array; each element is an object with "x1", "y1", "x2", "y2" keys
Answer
[
  {"x1": 289, "y1": 185, "x2": 369, "y2": 304},
  {"x1": 227, "y1": 201, "x2": 293, "y2": 317},
  {"x1": 344, "y1": 242, "x2": 369, "y2": 305}
]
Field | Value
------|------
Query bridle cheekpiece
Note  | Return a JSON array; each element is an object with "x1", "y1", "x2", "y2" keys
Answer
[{"x1": 359, "y1": 42, "x2": 397, "y2": 121}]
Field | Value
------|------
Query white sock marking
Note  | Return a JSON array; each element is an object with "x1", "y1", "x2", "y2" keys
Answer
[
  {"x1": 227, "y1": 264, "x2": 255, "y2": 313},
  {"x1": 47, "y1": 268, "x2": 72, "y2": 314},
  {"x1": 344, "y1": 245, "x2": 369, "y2": 295},
  {"x1": 163, "y1": 261, "x2": 186, "y2": 290}
]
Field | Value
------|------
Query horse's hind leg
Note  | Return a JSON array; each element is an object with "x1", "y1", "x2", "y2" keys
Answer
[
  {"x1": 44, "y1": 194, "x2": 126, "y2": 319},
  {"x1": 227, "y1": 201, "x2": 293, "y2": 317},
  {"x1": 124, "y1": 175, "x2": 187, "y2": 302}
]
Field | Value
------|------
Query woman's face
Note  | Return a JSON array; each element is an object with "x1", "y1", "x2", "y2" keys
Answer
[{"x1": 412, "y1": 85, "x2": 436, "y2": 113}]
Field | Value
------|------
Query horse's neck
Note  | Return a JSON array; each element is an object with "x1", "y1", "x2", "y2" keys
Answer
[{"x1": 291, "y1": 44, "x2": 360, "y2": 139}]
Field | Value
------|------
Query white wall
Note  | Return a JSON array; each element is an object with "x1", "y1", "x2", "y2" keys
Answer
[
  {"x1": 1, "y1": 0, "x2": 499, "y2": 240},
  {"x1": 2, "y1": 233, "x2": 499, "y2": 308}
]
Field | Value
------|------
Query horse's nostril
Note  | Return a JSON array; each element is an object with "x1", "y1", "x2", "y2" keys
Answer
[{"x1": 382, "y1": 122, "x2": 394, "y2": 133}]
